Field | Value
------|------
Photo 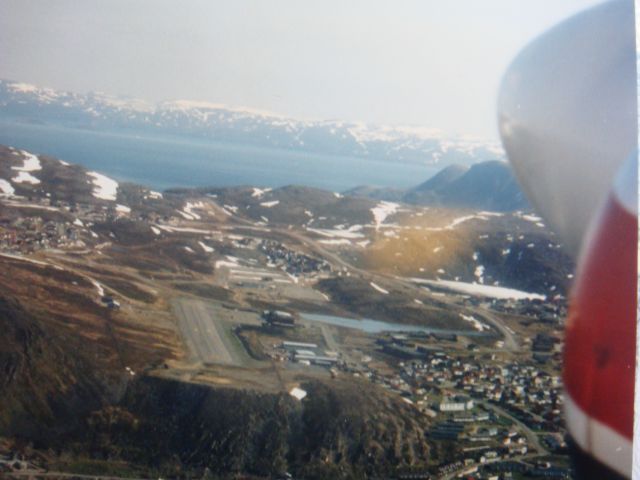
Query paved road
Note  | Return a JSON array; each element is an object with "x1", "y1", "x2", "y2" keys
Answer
[
  {"x1": 480, "y1": 400, "x2": 548, "y2": 455},
  {"x1": 477, "y1": 307, "x2": 519, "y2": 350},
  {"x1": 173, "y1": 298, "x2": 234, "y2": 365}
]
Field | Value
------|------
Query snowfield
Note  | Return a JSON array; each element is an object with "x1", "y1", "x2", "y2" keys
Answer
[
  {"x1": 260, "y1": 200, "x2": 280, "y2": 208},
  {"x1": 307, "y1": 225, "x2": 365, "y2": 239},
  {"x1": 371, "y1": 201, "x2": 399, "y2": 229},
  {"x1": 198, "y1": 241, "x2": 214, "y2": 253},
  {"x1": 87, "y1": 171, "x2": 118, "y2": 201},
  {"x1": 10, "y1": 151, "x2": 42, "y2": 184},
  {"x1": 319, "y1": 239, "x2": 351, "y2": 246},
  {"x1": 370, "y1": 282, "x2": 389, "y2": 294},
  {"x1": 12, "y1": 151, "x2": 42, "y2": 172},
  {"x1": 115, "y1": 204, "x2": 131, "y2": 213},
  {"x1": 409, "y1": 278, "x2": 546, "y2": 300},
  {"x1": 183, "y1": 201, "x2": 205, "y2": 220},
  {"x1": 11, "y1": 171, "x2": 40, "y2": 184},
  {"x1": 0, "y1": 179, "x2": 15, "y2": 196},
  {"x1": 251, "y1": 187, "x2": 272, "y2": 198}
]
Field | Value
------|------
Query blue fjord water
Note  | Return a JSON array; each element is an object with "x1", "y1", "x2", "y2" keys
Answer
[{"x1": 0, "y1": 120, "x2": 438, "y2": 192}]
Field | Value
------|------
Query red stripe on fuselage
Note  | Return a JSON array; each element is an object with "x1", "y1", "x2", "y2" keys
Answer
[{"x1": 564, "y1": 193, "x2": 637, "y2": 440}]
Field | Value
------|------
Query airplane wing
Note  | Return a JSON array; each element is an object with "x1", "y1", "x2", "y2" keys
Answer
[{"x1": 497, "y1": 0, "x2": 637, "y2": 256}]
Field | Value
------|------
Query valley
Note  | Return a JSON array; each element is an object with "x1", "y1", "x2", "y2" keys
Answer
[{"x1": 0, "y1": 145, "x2": 573, "y2": 479}]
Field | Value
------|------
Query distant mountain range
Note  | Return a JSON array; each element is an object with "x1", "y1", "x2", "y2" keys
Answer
[
  {"x1": 347, "y1": 160, "x2": 529, "y2": 211},
  {"x1": 0, "y1": 79, "x2": 503, "y2": 167}
]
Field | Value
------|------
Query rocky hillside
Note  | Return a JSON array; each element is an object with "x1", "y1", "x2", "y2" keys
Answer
[{"x1": 348, "y1": 160, "x2": 529, "y2": 212}]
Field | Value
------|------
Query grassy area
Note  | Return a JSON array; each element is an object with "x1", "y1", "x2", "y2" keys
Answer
[
  {"x1": 99, "y1": 276, "x2": 156, "y2": 303},
  {"x1": 236, "y1": 326, "x2": 269, "y2": 360}
]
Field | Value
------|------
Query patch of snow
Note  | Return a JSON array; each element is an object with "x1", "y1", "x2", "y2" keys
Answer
[
  {"x1": 12, "y1": 151, "x2": 42, "y2": 172},
  {"x1": 215, "y1": 256, "x2": 240, "y2": 269},
  {"x1": 0, "y1": 178, "x2": 16, "y2": 197},
  {"x1": 11, "y1": 171, "x2": 40, "y2": 184},
  {"x1": 116, "y1": 204, "x2": 131, "y2": 213},
  {"x1": 356, "y1": 240, "x2": 370, "y2": 248},
  {"x1": 448, "y1": 215, "x2": 482, "y2": 229},
  {"x1": 433, "y1": 246, "x2": 443, "y2": 253},
  {"x1": 251, "y1": 187, "x2": 272, "y2": 198},
  {"x1": 183, "y1": 201, "x2": 205, "y2": 220},
  {"x1": 87, "y1": 171, "x2": 118, "y2": 201},
  {"x1": 260, "y1": 200, "x2": 280, "y2": 208},
  {"x1": 460, "y1": 314, "x2": 490, "y2": 332},
  {"x1": 148, "y1": 190, "x2": 163, "y2": 199},
  {"x1": 156, "y1": 225, "x2": 218, "y2": 235},
  {"x1": 370, "y1": 282, "x2": 389, "y2": 294},
  {"x1": 198, "y1": 241, "x2": 214, "y2": 253},
  {"x1": 519, "y1": 213, "x2": 543, "y2": 223},
  {"x1": 90, "y1": 279, "x2": 105, "y2": 297},
  {"x1": 319, "y1": 239, "x2": 351, "y2": 245},
  {"x1": 371, "y1": 201, "x2": 399, "y2": 229},
  {"x1": 409, "y1": 278, "x2": 546, "y2": 300},
  {"x1": 9, "y1": 82, "x2": 38, "y2": 93},
  {"x1": 59, "y1": 159, "x2": 70, "y2": 166},
  {"x1": 150, "y1": 226, "x2": 161, "y2": 235},
  {"x1": 73, "y1": 218, "x2": 84, "y2": 227},
  {"x1": 184, "y1": 246, "x2": 195, "y2": 253},
  {"x1": 474, "y1": 265, "x2": 485, "y2": 284},
  {"x1": 308, "y1": 226, "x2": 365, "y2": 239}
]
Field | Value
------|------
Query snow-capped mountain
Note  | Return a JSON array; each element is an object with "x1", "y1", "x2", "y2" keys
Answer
[{"x1": 0, "y1": 79, "x2": 504, "y2": 166}]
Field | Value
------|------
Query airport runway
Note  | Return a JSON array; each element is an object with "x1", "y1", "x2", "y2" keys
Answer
[{"x1": 173, "y1": 298, "x2": 234, "y2": 365}]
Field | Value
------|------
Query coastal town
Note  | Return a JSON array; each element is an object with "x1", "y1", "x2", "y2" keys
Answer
[{"x1": 0, "y1": 148, "x2": 574, "y2": 479}]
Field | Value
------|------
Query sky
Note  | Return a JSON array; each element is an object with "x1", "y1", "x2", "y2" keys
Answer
[{"x1": 0, "y1": 0, "x2": 604, "y2": 139}]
